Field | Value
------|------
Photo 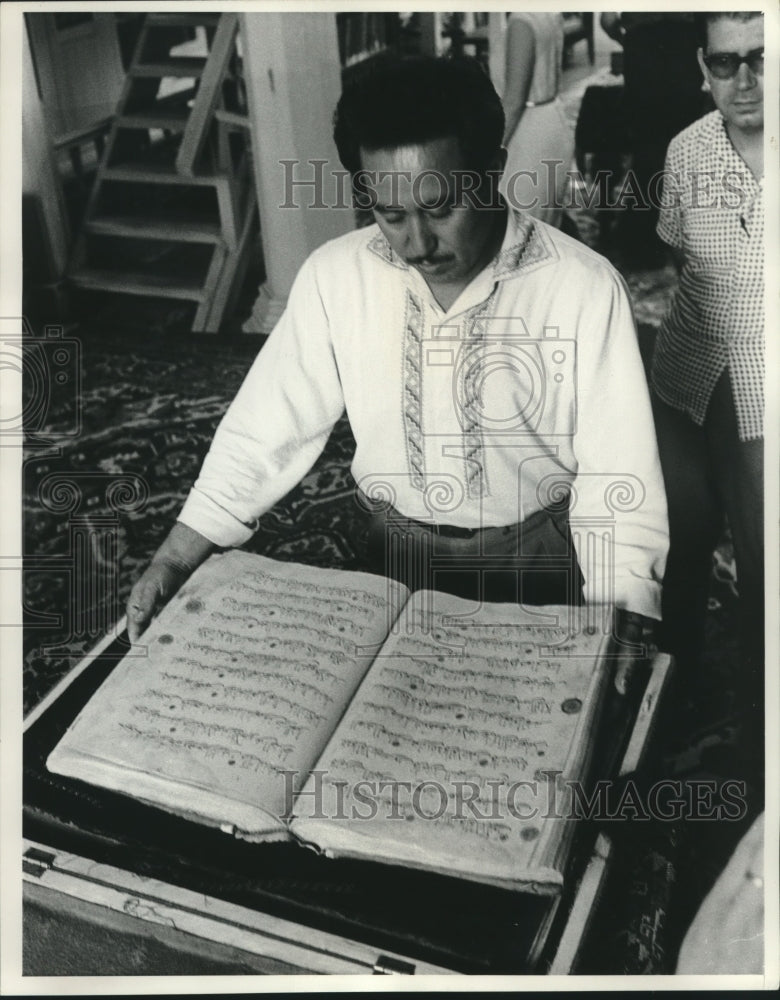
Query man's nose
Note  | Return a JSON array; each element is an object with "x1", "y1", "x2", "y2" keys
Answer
[
  {"x1": 405, "y1": 217, "x2": 437, "y2": 260},
  {"x1": 735, "y1": 58, "x2": 758, "y2": 88}
]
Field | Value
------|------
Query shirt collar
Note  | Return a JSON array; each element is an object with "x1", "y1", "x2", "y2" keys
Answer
[
  {"x1": 366, "y1": 206, "x2": 557, "y2": 283},
  {"x1": 705, "y1": 111, "x2": 762, "y2": 188}
]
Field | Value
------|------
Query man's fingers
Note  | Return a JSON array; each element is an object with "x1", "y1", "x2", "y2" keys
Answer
[
  {"x1": 614, "y1": 653, "x2": 651, "y2": 698},
  {"x1": 126, "y1": 560, "x2": 193, "y2": 643},
  {"x1": 126, "y1": 577, "x2": 163, "y2": 642},
  {"x1": 126, "y1": 602, "x2": 149, "y2": 643},
  {"x1": 614, "y1": 658, "x2": 634, "y2": 696}
]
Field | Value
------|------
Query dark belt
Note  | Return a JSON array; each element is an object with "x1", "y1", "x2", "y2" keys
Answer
[
  {"x1": 398, "y1": 518, "x2": 485, "y2": 539},
  {"x1": 357, "y1": 486, "x2": 499, "y2": 539},
  {"x1": 383, "y1": 509, "x2": 522, "y2": 540}
]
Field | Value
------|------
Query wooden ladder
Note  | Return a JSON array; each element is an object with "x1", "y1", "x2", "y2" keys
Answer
[{"x1": 68, "y1": 12, "x2": 258, "y2": 333}]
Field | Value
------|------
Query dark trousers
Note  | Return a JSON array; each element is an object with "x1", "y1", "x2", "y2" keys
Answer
[
  {"x1": 652, "y1": 371, "x2": 764, "y2": 716},
  {"x1": 364, "y1": 503, "x2": 584, "y2": 608}
]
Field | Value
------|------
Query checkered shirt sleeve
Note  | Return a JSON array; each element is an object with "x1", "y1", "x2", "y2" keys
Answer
[{"x1": 652, "y1": 111, "x2": 764, "y2": 441}]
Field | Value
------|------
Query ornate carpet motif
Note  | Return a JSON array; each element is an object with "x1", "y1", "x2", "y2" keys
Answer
[{"x1": 23, "y1": 327, "x2": 367, "y2": 711}]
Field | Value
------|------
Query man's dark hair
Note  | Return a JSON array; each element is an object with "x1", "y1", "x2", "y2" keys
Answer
[
  {"x1": 695, "y1": 10, "x2": 763, "y2": 50},
  {"x1": 333, "y1": 55, "x2": 505, "y2": 175}
]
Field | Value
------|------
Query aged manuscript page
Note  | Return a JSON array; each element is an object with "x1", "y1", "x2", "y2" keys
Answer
[
  {"x1": 291, "y1": 592, "x2": 610, "y2": 889},
  {"x1": 47, "y1": 551, "x2": 409, "y2": 839}
]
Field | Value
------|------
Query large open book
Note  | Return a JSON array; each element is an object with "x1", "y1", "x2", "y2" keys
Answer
[{"x1": 47, "y1": 551, "x2": 615, "y2": 893}]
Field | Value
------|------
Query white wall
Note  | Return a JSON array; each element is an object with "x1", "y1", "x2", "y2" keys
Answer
[
  {"x1": 23, "y1": 22, "x2": 69, "y2": 277},
  {"x1": 242, "y1": 12, "x2": 353, "y2": 332}
]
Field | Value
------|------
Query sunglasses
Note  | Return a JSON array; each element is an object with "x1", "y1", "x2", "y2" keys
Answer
[{"x1": 702, "y1": 47, "x2": 764, "y2": 80}]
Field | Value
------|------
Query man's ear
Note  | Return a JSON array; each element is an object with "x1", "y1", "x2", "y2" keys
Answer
[{"x1": 696, "y1": 47, "x2": 710, "y2": 87}]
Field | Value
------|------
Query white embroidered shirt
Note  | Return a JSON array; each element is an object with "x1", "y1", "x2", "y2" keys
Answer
[{"x1": 179, "y1": 210, "x2": 669, "y2": 618}]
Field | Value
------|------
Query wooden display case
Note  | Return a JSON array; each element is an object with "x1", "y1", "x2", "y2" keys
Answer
[{"x1": 23, "y1": 626, "x2": 671, "y2": 976}]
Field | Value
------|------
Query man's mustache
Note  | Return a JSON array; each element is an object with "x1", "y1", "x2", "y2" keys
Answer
[{"x1": 406, "y1": 254, "x2": 454, "y2": 266}]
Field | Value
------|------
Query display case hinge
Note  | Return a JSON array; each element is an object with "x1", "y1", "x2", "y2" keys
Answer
[
  {"x1": 372, "y1": 954, "x2": 416, "y2": 974},
  {"x1": 23, "y1": 847, "x2": 56, "y2": 878}
]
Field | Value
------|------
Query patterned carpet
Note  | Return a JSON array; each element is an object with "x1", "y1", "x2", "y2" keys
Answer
[{"x1": 22, "y1": 209, "x2": 763, "y2": 973}]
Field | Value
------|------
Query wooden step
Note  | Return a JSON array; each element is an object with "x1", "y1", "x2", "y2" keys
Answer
[
  {"x1": 145, "y1": 13, "x2": 221, "y2": 28},
  {"x1": 117, "y1": 107, "x2": 191, "y2": 131},
  {"x1": 86, "y1": 215, "x2": 222, "y2": 244},
  {"x1": 69, "y1": 268, "x2": 204, "y2": 301},
  {"x1": 214, "y1": 109, "x2": 250, "y2": 129},
  {"x1": 174, "y1": 13, "x2": 240, "y2": 177},
  {"x1": 130, "y1": 57, "x2": 208, "y2": 78},
  {"x1": 102, "y1": 163, "x2": 221, "y2": 186}
]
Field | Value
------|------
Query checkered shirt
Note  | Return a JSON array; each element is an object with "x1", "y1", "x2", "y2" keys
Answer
[{"x1": 652, "y1": 111, "x2": 764, "y2": 441}]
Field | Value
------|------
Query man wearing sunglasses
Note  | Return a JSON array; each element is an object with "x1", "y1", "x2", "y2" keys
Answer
[{"x1": 651, "y1": 11, "x2": 764, "y2": 782}]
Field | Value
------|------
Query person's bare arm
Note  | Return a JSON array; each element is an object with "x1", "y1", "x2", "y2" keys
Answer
[
  {"x1": 600, "y1": 13, "x2": 625, "y2": 45},
  {"x1": 502, "y1": 17, "x2": 535, "y2": 144},
  {"x1": 126, "y1": 522, "x2": 216, "y2": 641},
  {"x1": 668, "y1": 246, "x2": 685, "y2": 274}
]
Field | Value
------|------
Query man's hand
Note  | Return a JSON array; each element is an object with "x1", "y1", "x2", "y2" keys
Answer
[
  {"x1": 127, "y1": 559, "x2": 192, "y2": 642},
  {"x1": 613, "y1": 608, "x2": 657, "y2": 696},
  {"x1": 126, "y1": 523, "x2": 216, "y2": 642}
]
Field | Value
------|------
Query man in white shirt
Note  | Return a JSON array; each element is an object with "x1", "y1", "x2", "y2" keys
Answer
[{"x1": 127, "y1": 57, "x2": 668, "y2": 688}]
